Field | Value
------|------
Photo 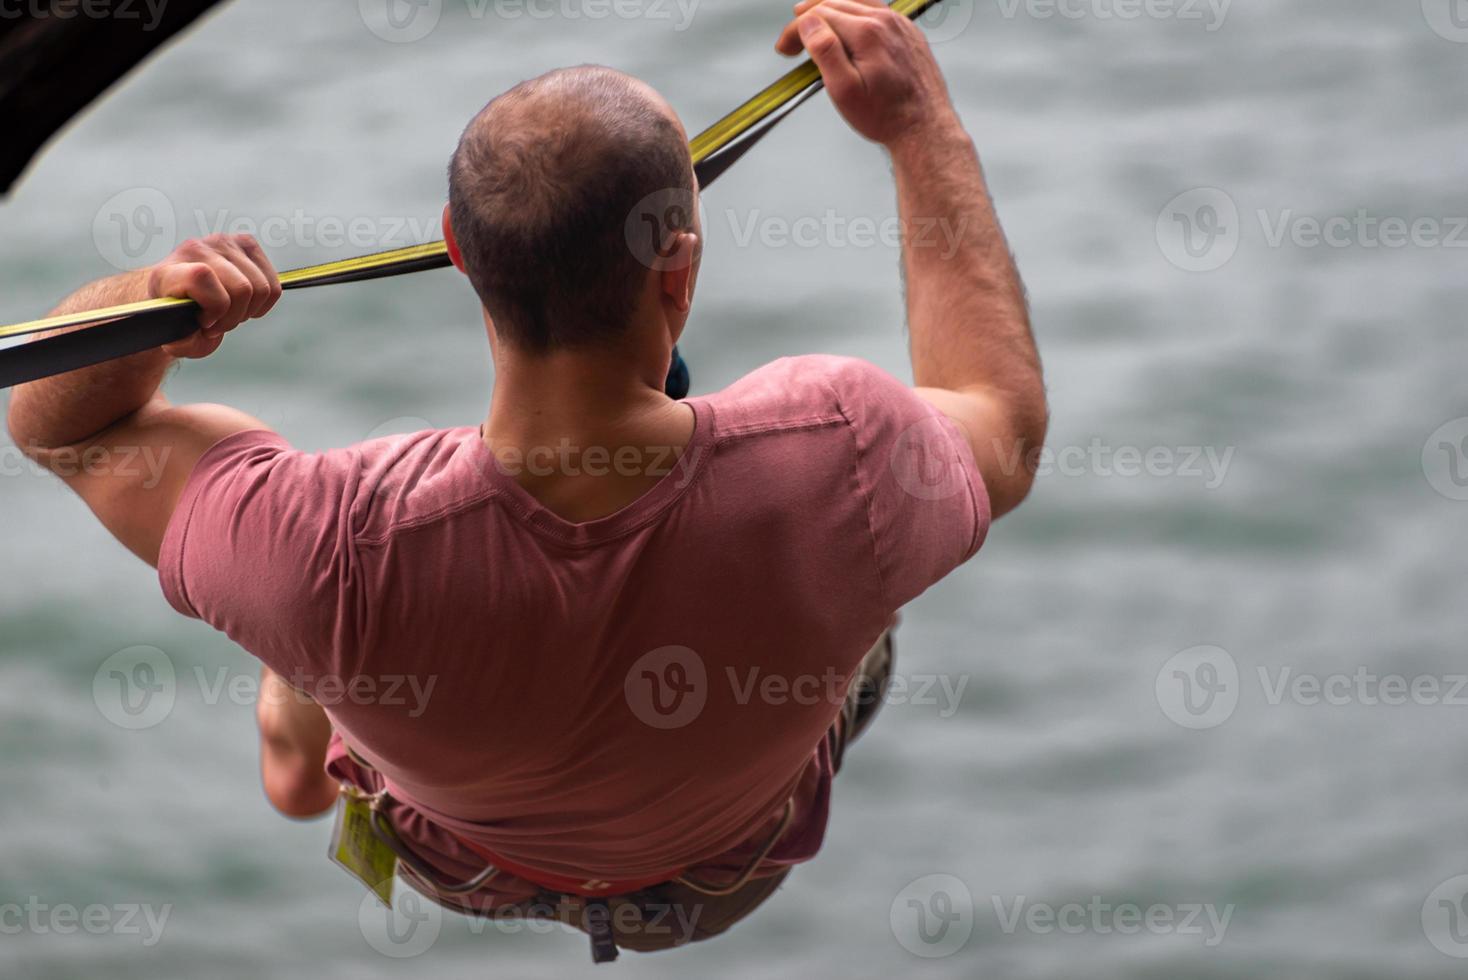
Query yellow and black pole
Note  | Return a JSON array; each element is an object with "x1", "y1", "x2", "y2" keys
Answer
[{"x1": 0, "y1": 0, "x2": 947, "y2": 389}]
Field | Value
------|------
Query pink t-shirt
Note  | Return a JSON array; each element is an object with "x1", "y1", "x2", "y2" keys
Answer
[{"x1": 159, "y1": 355, "x2": 989, "y2": 891}]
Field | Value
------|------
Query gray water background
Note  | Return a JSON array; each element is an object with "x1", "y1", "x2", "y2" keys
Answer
[{"x1": 2, "y1": 0, "x2": 1467, "y2": 977}]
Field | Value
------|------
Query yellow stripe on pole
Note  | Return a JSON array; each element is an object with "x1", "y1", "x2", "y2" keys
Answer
[{"x1": 276, "y1": 240, "x2": 451, "y2": 288}]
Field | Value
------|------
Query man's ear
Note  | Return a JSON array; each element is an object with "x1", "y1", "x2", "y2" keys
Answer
[
  {"x1": 443, "y1": 205, "x2": 467, "y2": 273},
  {"x1": 657, "y1": 232, "x2": 699, "y2": 314}
]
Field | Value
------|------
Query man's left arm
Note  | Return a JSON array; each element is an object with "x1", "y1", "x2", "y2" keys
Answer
[{"x1": 6, "y1": 234, "x2": 282, "y2": 566}]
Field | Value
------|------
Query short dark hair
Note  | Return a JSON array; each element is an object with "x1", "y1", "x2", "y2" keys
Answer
[{"x1": 447, "y1": 66, "x2": 694, "y2": 353}]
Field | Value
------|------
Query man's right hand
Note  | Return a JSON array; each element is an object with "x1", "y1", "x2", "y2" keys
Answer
[
  {"x1": 776, "y1": 0, "x2": 958, "y2": 148},
  {"x1": 150, "y1": 233, "x2": 282, "y2": 361}
]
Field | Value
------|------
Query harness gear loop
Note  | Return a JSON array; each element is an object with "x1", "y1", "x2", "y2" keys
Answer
[
  {"x1": 672, "y1": 798, "x2": 796, "y2": 897},
  {"x1": 365, "y1": 789, "x2": 504, "y2": 897}
]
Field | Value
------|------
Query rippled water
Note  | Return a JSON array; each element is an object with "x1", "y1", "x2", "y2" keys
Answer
[{"x1": 2, "y1": 1, "x2": 1467, "y2": 977}]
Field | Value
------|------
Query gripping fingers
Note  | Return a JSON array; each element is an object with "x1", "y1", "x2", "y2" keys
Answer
[
  {"x1": 777, "y1": 0, "x2": 891, "y2": 54},
  {"x1": 202, "y1": 250, "x2": 254, "y2": 334},
  {"x1": 796, "y1": 12, "x2": 865, "y2": 102},
  {"x1": 236, "y1": 235, "x2": 284, "y2": 318},
  {"x1": 155, "y1": 262, "x2": 230, "y2": 329},
  {"x1": 156, "y1": 234, "x2": 281, "y2": 329},
  {"x1": 146, "y1": 233, "x2": 282, "y2": 359},
  {"x1": 227, "y1": 244, "x2": 272, "y2": 322}
]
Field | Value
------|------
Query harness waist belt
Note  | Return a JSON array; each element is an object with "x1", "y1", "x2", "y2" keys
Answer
[{"x1": 449, "y1": 835, "x2": 681, "y2": 898}]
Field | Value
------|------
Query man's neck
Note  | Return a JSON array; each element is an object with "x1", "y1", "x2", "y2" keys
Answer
[{"x1": 482, "y1": 347, "x2": 696, "y2": 522}]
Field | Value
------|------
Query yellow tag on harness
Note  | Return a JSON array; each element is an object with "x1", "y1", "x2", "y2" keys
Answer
[{"x1": 329, "y1": 791, "x2": 398, "y2": 908}]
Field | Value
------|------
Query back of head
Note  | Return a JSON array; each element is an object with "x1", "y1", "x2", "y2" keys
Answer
[{"x1": 448, "y1": 66, "x2": 694, "y2": 353}]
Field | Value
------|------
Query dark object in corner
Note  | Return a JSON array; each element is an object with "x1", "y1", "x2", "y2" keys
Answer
[{"x1": 0, "y1": 0, "x2": 233, "y2": 195}]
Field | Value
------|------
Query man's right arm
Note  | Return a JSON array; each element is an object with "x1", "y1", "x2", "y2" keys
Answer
[{"x1": 780, "y1": 0, "x2": 1048, "y2": 517}]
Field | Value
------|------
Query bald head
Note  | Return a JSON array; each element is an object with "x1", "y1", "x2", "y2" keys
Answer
[{"x1": 447, "y1": 66, "x2": 695, "y2": 353}]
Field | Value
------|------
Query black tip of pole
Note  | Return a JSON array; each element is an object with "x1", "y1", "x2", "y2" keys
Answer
[{"x1": 665, "y1": 346, "x2": 691, "y2": 400}]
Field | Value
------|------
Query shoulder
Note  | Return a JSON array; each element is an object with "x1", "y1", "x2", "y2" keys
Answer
[
  {"x1": 702, "y1": 355, "x2": 916, "y2": 439},
  {"x1": 186, "y1": 425, "x2": 476, "y2": 481},
  {"x1": 177, "y1": 425, "x2": 490, "y2": 540}
]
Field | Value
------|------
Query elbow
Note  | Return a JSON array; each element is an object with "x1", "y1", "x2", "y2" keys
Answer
[
  {"x1": 7, "y1": 399, "x2": 72, "y2": 474},
  {"x1": 5, "y1": 397, "x2": 42, "y2": 464},
  {"x1": 263, "y1": 767, "x2": 339, "y2": 821},
  {"x1": 988, "y1": 467, "x2": 1035, "y2": 521},
  {"x1": 989, "y1": 396, "x2": 1048, "y2": 520}
]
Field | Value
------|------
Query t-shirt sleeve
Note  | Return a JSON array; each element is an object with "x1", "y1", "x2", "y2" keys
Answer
[
  {"x1": 826, "y1": 358, "x2": 992, "y2": 610},
  {"x1": 158, "y1": 429, "x2": 365, "y2": 685}
]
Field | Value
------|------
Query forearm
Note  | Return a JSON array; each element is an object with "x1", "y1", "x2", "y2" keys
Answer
[
  {"x1": 890, "y1": 117, "x2": 1045, "y2": 435},
  {"x1": 6, "y1": 271, "x2": 174, "y2": 455}
]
